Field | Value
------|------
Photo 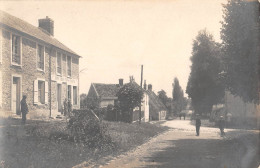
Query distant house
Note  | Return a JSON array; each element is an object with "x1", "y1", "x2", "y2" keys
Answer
[
  {"x1": 211, "y1": 91, "x2": 260, "y2": 127},
  {"x1": 145, "y1": 83, "x2": 167, "y2": 120},
  {"x1": 225, "y1": 91, "x2": 258, "y2": 123},
  {"x1": 86, "y1": 78, "x2": 149, "y2": 122}
]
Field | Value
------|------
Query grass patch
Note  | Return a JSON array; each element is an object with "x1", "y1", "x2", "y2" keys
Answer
[{"x1": 0, "y1": 119, "x2": 168, "y2": 168}]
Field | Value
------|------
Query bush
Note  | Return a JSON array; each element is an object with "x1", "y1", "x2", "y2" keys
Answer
[{"x1": 68, "y1": 109, "x2": 115, "y2": 149}]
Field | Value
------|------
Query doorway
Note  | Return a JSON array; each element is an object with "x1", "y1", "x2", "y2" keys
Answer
[{"x1": 12, "y1": 77, "x2": 21, "y2": 115}]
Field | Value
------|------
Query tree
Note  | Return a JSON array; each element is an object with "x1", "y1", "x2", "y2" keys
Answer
[
  {"x1": 158, "y1": 90, "x2": 168, "y2": 106},
  {"x1": 186, "y1": 29, "x2": 224, "y2": 115},
  {"x1": 172, "y1": 77, "x2": 186, "y2": 115},
  {"x1": 221, "y1": 0, "x2": 259, "y2": 104},
  {"x1": 80, "y1": 93, "x2": 87, "y2": 109},
  {"x1": 158, "y1": 90, "x2": 172, "y2": 113},
  {"x1": 117, "y1": 83, "x2": 144, "y2": 123},
  {"x1": 172, "y1": 78, "x2": 182, "y2": 103}
]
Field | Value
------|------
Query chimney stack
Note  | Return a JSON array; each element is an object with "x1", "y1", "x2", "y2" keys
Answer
[
  {"x1": 119, "y1": 78, "x2": 123, "y2": 86},
  {"x1": 148, "y1": 84, "x2": 152, "y2": 91},
  {"x1": 144, "y1": 80, "x2": 147, "y2": 90},
  {"x1": 129, "y1": 76, "x2": 135, "y2": 83},
  {"x1": 38, "y1": 16, "x2": 54, "y2": 36}
]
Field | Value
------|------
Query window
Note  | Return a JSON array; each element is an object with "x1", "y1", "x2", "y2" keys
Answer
[
  {"x1": 68, "y1": 85, "x2": 71, "y2": 101},
  {"x1": 62, "y1": 54, "x2": 67, "y2": 76},
  {"x1": 67, "y1": 56, "x2": 71, "y2": 77},
  {"x1": 12, "y1": 34, "x2": 21, "y2": 65},
  {"x1": 38, "y1": 81, "x2": 45, "y2": 104},
  {"x1": 37, "y1": 44, "x2": 44, "y2": 70},
  {"x1": 73, "y1": 86, "x2": 77, "y2": 105},
  {"x1": 57, "y1": 52, "x2": 62, "y2": 75},
  {"x1": 34, "y1": 79, "x2": 48, "y2": 105}
]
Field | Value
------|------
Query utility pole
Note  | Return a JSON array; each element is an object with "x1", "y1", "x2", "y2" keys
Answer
[{"x1": 139, "y1": 65, "x2": 143, "y2": 124}]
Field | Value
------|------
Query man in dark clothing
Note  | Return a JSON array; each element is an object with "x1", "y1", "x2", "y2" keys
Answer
[
  {"x1": 20, "y1": 95, "x2": 28, "y2": 124},
  {"x1": 195, "y1": 115, "x2": 201, "y2": 136},
  {"x1": 218, "y1": 116, "x2": 225, "y2": 136}
]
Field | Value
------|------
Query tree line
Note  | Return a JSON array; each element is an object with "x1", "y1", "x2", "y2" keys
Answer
[{"x1": 186, "y1": 0, "x2": 259, "y2": 115}]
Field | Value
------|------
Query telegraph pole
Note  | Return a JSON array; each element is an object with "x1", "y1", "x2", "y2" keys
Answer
[{"x1": 139, "y1": 65, "x2": 143, "y2": 124}]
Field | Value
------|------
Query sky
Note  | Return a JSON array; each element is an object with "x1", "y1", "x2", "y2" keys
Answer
[{"x1": 0, "y1": 0, "x2": 226, "y2": 98}]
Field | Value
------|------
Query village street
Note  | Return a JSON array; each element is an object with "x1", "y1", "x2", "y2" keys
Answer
[{"x1": 88, "y1": 119, "x2": 259, "y2": 168}]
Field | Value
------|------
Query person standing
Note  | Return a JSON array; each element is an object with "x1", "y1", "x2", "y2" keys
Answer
[
  {"x1": 195, "y1": 114, "x2": 201, "y2": 136},
  {"x1": 218, "y1": 116, "x2": 225, "y2": 136},
  {"x1": 20, "y1": 95, "x2": 28, "y2": 124}
]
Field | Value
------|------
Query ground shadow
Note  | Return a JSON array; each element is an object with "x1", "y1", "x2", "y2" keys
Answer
[{"x1": 139, "y1": 130, "x2": 259, "y2": 168}]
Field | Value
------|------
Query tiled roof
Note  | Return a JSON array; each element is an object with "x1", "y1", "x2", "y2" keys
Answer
[
  {"x1": 147, "y1": 90, "x2": 167, "y2": 113},
  {"x1": 93, "y1": 81, "x2": 144, "y2": 99},
  {"x1": 93, "y1": 83, "x2": 120, "y2": 98},
  {"x1": 0, "y1": 10, "x2": 79, "y2": 57}
]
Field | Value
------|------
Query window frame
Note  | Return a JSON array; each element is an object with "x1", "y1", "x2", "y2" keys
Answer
[
  {"x1": 38, "y1": 80, "x2": 45, "y2": 104},
  {"x1": 67, "y1": 56, "x2": 72, "y2": 77},
  {"x1": 36, "y1": 43, "x2": 45, "y2": 71},
  {"x1": 68, "y1": 85, "x2": 71, "y2": 101},
  {"x1": 56, "y1": 52, "x2": 62, "y2": 76},
  {"x1": 11, "y1": 33, "x2": 22, "y2": 66},
  {"x1": 73, "y1": 86, "x2": 78, "y2": 105}
]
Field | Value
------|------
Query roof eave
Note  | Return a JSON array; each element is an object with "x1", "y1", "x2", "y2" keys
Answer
[{"x1": 0, "y1": 23, "x2": 81, "y2": 58}]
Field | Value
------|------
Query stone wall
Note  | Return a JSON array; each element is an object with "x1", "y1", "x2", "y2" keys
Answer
[{"x1": 0, "y1": 28, "x2": 80, "y2": 118}]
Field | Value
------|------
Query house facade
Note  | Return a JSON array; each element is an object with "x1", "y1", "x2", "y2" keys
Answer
[
  {"x1": 86, "y1": 78, "x2": 149, "y2": 122},
  {"x1": 0, "y1": 11, "x2": 80, "y2": 118},
  {"x1": 145, "y1": 83, "x2": 167, "y2": 120}
]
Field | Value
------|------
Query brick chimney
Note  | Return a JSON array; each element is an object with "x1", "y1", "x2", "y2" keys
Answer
[
  {"x1": 144, "y1": 80, "x2": 147, "y2": 90},
  {"x1": 38, "y1": 16, "x2": 54, "y2": 36},
  {"x1": 119, "y1": 78, "x2": 123, "y2": 86},
  {"x1": 148, "y1": 84, "x2": 152, "y2": 91}
]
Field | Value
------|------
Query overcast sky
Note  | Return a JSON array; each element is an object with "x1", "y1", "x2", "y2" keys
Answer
[{"x1": 0, "y1": 0, "x2": 226, "y2": 98}]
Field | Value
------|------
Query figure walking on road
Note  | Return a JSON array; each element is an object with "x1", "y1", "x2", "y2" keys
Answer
[
  {"x1": 195, "y1": 114, "x2": 201, "y2": 136},
  {"x1": 20, "y1": 95, "x2": 28, "y2": 124},
  {"x1": 218, "y1": 116, "x2": 225, "y2": 137}
]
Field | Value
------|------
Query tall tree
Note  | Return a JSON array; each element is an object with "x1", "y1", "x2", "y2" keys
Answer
[
  {"x1": 186, "y1": 29, "x2": 224, "y2": 115},
  {"x1": 172, "y1": 77, "x2": 182, "y2": 102},
  {"x1": 221, "y1": 0, "x2": 259, "y2": 104},
  {"x1": 172, "y1": 77, "x2": 187, "y2": 114}
]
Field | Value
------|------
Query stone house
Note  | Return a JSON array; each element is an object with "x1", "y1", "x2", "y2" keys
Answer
[
  {"x1": 145, "y1": 83, "x2": 167, "y2": 120},
  {"x1": 86, "y1": 78, "x2": 149, "y2": 122},
  {"x1": 0, "y1": 11, "x2": 80, "y2": 118}
]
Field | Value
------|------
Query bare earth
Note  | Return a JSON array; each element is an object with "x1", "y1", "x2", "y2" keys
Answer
[{"x1": 84, "y1": 120, "x2": 259, "y2": 168}]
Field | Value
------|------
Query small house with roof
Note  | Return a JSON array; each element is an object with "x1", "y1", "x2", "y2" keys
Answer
[
  {"x1": 0, "y1": 11, "x2": 80, "y2": 118},
  {"x1": 86, "y1": 78, "x2": 149, "y2": 122},
  {"x1": 145, "y1": 83, "x2": 167, "y2": 120}
]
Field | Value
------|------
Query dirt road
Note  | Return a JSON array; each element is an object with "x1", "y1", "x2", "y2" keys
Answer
[{"x1": 92, "y1": 120, "x2": 259, "y2": 168}]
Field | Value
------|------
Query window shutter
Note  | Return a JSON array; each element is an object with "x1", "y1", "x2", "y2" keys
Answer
[
  {"x1": 45, "y1": 81, "x2": 48, "y2": 104},
  {"x1": 33, "y1": 80, "x2": 38, "y2": 104}
]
